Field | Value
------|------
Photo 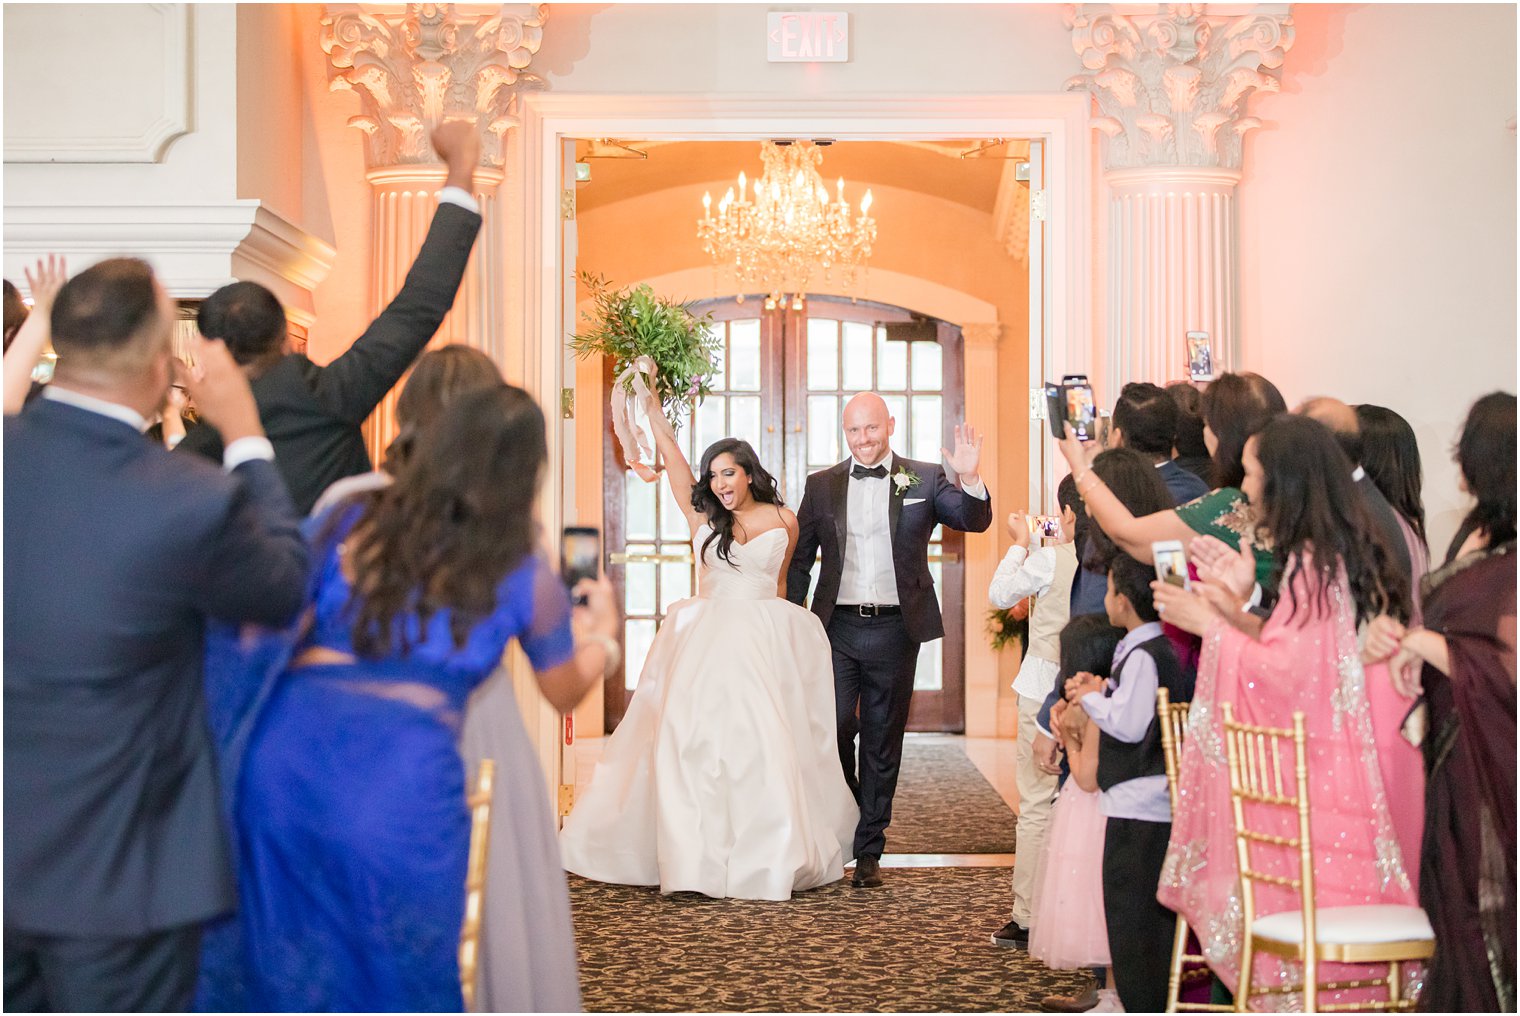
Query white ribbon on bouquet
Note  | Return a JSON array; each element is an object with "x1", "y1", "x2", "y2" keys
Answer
[{"x1": 610, "y1": 355, "x2": 661, "y2": 483}]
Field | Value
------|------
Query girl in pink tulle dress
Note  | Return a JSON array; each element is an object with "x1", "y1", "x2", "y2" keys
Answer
[{"x1": 1031, "y1": 617, "x2": 1126, "y2": 986}]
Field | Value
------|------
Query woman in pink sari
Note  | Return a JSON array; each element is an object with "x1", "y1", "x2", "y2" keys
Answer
[{"x1": 1150, "y1": 415, "x2": 1418, "y2": 1008}]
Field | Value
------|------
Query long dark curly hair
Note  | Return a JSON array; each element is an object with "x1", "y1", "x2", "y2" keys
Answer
[
  {"x1": 1254, "y1": 415, "x2": 1409, "y2": 626},
  {"x1": 346, "y1": 384, "x2": 546, "y2": 657},
  {"x1": 690, "y1": 438, "x2": 784, "y2": 566},
  {"x1": 1354, "y1": 403, "x2": 1426, "y2": 548},
  {"x1": 1081, "y1": 447, "x2": 1174, "y2": 572}
]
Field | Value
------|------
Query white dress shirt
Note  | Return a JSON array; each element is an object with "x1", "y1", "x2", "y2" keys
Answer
[
  {"x1": 437, "y1": 186, "x2": 481, "y2": 215},
  {"x1": 837, "y1": 451, "x2": 990, "y2": 605},
  {"x1": 839, "y1": 452, "x2": 899, "y2": 605},
  {"x1": 44, "y1": 386, "x2": 274, "y2": 472}
]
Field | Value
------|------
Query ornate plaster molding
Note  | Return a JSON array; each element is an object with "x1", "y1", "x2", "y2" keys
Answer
[
  {"x1": 320, "y1": 3, "x2": 547, "y2": 169},
  {"x1": 1065, "y1": 4, "x2": 1294, "y2": 172}
]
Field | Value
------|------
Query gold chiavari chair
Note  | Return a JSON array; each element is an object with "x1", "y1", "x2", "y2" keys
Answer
[
  {"x1": 1159, "y1": 688, "x2": 1230, "y2": 1013},
  {"x1": 459, "y1": 758, "x2": 496, "y2": 1012},
  {"x1": 1220, "y1": 703, "x2": 1434, "y2": 1012}
]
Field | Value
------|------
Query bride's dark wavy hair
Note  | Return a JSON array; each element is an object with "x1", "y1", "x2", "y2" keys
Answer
[
  {"x1": 691, "y1": 438, "x2": 784, "y2": 566},
  {"x1": 346, "y1": 384, "x2": 545, "y2": 657},
  {"x1": 1255, "y1": 414, "x2": 1409, "y2": 627}
]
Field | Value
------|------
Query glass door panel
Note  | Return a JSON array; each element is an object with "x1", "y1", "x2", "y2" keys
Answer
[{"x1": 603, "y1": 296, "x2": 964, "y2": 732}]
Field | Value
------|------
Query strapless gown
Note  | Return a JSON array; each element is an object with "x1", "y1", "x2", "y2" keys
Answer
[{"x1": 559, "y1": 524, "x2": 858, "y2": 900}]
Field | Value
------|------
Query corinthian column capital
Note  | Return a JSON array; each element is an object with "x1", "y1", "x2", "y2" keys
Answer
[
  {"x1": 320, "y1": 3, "x2": 547, "y2": 169},
  {"x1": 1065, "y1": 4, "x2": 1294, "y2": 172}
]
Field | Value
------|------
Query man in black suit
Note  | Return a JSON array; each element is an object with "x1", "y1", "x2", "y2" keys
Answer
[
  {"x1": 787, "y1": 392, "x2": 993, "y2": 888},
  {"x1": 4, "y1": 259, "x2": 308, "y2": 1011},
  {"x1": 179, "y1": 122, "x2": 484, "y2": 514}
]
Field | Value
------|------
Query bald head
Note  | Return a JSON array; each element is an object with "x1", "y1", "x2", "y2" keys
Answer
[
  {"x1": 842, "y1": 391, "x2": 895, "y2": 466},
  {"x1": 1295, "y1": 396, "x2": 1362, "y2": 467}
]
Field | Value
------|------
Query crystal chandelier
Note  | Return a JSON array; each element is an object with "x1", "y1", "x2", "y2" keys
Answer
[{"x1": 697, "y1": 141, "x2": 876, "y2": 309}]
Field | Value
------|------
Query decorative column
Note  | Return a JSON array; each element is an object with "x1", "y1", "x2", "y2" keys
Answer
[
  {"x1": 321, "y1": 2, "x2": 545, "y2": 463},
  {"x1": 961, "y1": 322, "x2": 1002, "y2": 739},
  {"x1": 1067, "y1": 4, "x2": 1294, "y2": 390}
]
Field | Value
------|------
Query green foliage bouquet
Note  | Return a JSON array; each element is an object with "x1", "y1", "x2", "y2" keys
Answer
[
  {"x1": 986, "y1": 601, "x2": 1030, "y2": 653},
  {"x1": 569, "y1": 272, "x2": 721, "y2": 428}
]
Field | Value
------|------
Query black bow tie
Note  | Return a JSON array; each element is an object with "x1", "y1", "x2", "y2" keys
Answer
[{"x1": 851, "y1": 464, "x2": 888, "y2": 480}]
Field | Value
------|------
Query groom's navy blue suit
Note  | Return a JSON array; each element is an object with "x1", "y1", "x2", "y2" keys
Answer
[{"x1": 787, "y1": 455, "x2": 992, "y2": 859}]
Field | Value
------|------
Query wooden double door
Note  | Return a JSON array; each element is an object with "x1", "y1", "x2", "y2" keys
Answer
[{"x1": 602, "y1": 295, "x2": 968, "y2": 733}]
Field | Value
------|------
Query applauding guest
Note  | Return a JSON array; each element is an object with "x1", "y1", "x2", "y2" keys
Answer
[
  {"x1": 179, "y1": 122, "x2": 484, "y2": 514},
  {"x1": 1151, "y1": 415, "x2": 1415, "y2": 1008},
  {"x1": 4, "y1": 258, "x2": 307, "y2": 1012}
]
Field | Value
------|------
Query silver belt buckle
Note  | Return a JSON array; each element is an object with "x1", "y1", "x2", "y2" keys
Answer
[{"x1": 858, "y1": 603, "x2": 878, "y2": 617}]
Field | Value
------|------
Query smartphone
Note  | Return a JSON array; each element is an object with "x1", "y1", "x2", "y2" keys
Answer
[
  {"x1": 1097, "y1": 408, "x2": 1113, "y2": 448},
  {"x1": 1152, "y1": 539, "x2": 1190, "y2": 590},
  {"x1": 1044, "y1": 382, "x2": 1066, "y2": 439},
  {"x1": 561, "y1": 526, "x2": 601, "y2": 605},
  {"x1": 1030, "y1": 514, "x2": 1062, "y2": 539},
  {"x1": 1186, "y1": 331, "x2": 1214, "y2": 382},
  {"x1": 1062, "y1": 375, "x2": 1097, "y2": 443}
]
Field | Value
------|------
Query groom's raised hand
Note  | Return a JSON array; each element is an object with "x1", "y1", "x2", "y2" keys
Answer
[{"x1": 942, "y1": 422, "x2": 984, "y2": 487}]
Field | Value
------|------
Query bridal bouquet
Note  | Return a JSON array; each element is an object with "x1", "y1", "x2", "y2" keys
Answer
[{"x1": 570, "y1": 272, "x2": 721, "y2": 481}]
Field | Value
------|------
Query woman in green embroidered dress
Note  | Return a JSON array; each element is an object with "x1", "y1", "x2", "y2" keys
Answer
[{"x1": 1059, "y1": 372, "x2": 1287, "y2": 587}]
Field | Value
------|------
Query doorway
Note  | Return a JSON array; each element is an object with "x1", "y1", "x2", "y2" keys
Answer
[
  {"x1": 508, "y1": 94, "x2": 1091, "y2": 797},
  {"x1": 601, "y1": 295, "x2": 968, "y2": 734}
]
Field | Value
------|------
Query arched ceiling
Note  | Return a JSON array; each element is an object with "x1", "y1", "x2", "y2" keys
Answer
[{"x1": 573, "y1": 139, "x2": 1030, "y2": 216}]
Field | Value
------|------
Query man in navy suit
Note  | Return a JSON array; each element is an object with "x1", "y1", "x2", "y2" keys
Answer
[
  {"x1": 787, "y1": 392, "x2": 992, "y2": 887},
  {"x1": 4, "y1": 258, "x2": 308, "y2": 1011}
]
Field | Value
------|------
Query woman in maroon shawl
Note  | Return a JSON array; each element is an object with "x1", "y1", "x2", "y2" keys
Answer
[{"x1": 1367, "y1": 391, "x2": 1516, "y2": 1011}]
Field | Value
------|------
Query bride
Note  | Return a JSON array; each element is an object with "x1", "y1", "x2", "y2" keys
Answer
[{"x1": 559, "y1": 393, "x2": 858, "y2": 900}]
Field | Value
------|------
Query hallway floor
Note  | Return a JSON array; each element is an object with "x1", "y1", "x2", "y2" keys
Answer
[{"x1": 565, "y1": 734, "x2": 1084, "y2": 1011}]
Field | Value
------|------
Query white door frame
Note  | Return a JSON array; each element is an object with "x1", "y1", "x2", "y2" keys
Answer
[{"x1": 501, "y1": 93, "x2": 1094, "y2": 796}]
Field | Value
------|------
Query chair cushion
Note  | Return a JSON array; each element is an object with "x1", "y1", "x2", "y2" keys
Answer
[{"x1": 1252, "y1": 905, "x2": 1434, "y2": 946}]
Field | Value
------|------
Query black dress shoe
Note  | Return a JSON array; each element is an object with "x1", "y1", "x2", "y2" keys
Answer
[{"x1": 851, "y1": 855, "x2": 883, "y2": 888}]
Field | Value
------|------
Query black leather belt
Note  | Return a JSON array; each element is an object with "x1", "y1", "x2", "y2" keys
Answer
[{"x1": 839, "y1": 603, "x2": 902, "y2": 617}]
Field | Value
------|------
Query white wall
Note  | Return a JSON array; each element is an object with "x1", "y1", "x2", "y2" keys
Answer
[
  {"x1": 1238, "y1": 3, "x2": 1517, "y2": 556},
  {"x1": 533, "y1": 3, "x2": 1076, "y2": 96}
]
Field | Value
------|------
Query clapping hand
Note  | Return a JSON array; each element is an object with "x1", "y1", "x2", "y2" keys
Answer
[
  {"x1": 184, "y1": 336, "x2": 263, "y2": 444},
  {"x1": 942, "y1": 422, "x2": 984, "y2": 486},
  {"x1": 1190, "y1": 534, "x2": 1256, "y2": 600},
  {"x1": 1064, "y1": 670, "x2": 1106, "y2": 702}
]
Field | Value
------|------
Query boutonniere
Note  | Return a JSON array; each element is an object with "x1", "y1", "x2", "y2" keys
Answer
[{"x1": 891, "y1": 467, "x2": 921, "y2": 496}]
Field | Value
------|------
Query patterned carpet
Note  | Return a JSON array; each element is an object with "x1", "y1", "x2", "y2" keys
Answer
[
  {"x1": 885, "y1": 740, "x2": 1017, "y2": 854},
  {"x1": 569, "y1": 867, "x2": 1089, "y2": 1012}
]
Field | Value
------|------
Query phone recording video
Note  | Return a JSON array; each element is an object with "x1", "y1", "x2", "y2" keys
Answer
[
  {"x1": 1152, "y1": 540, "x2": 1190, "y2": 591},
  {"x1": 1063, "y1": 379, "x2": 1096, "y2": 443},
  {"x1": 1030, "y1": 514, "x2": 1062, "y2": 539},
  {"x1": 1186, "y1": 331, "x2": 1214, "y2": 382},
  {"x1": 561, "y1": 526, "x2": 601, "y2": 605}
]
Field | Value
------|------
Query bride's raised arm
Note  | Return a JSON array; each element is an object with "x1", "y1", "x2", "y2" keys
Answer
[{"x1": 643, "y1": 391, "x2": 706, "y2": 534}]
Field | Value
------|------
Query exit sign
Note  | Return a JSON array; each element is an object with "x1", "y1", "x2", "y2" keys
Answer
[{"x1": 767, "y1": 12, "x2": 849, "y2": 62}]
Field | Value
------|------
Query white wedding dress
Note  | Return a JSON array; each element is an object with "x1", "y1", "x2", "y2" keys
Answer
[{"x1": 559, "y1": 523, "x2": 858, "y2": 900}]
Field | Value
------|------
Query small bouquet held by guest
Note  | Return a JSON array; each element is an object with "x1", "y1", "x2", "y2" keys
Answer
[{"x1": 569, "y1": 272, "x2": 721, "y2": 481}]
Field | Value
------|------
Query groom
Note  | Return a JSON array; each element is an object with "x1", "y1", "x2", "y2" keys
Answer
[{"x1": 787, "y1": 392, "x2": 992, "y2": 888}]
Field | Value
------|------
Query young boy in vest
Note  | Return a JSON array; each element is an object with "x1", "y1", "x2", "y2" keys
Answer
[
  {"x1": 986, "y1": 475, "x2": 1083, "y2": 949},
  {"x1": 1066, "y1": 554, "x2": 1189, "y2": 1013}
]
